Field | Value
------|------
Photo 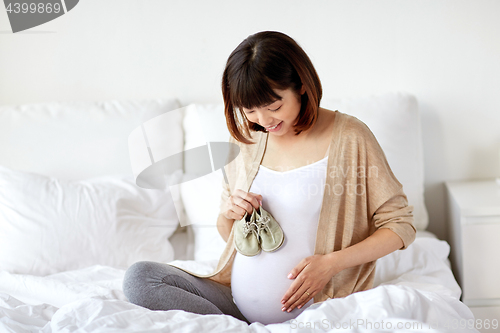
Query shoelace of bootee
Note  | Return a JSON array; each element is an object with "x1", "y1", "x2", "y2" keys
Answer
[
  {"x1": 242, "y1": 220, "x2": 259, "y2": 238},
  {"x1": 255, "y1": 215, "x2": 276, "y2": 243}
]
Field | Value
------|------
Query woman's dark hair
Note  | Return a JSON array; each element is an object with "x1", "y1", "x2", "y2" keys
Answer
[{"x1": 221, "y1": 31, "x2": 322, "y2": 144}]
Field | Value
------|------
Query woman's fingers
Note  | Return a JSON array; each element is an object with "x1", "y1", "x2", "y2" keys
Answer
[
  {"x1": 287, "y1": 288, "x2": 315, "y2": 312},
  {"x1": 229, "y1": 201, "x2": 247, "y2": 220},
  {"x1": 232, "y1": 194, "x2": 254, "y2": 215},
  {"x1": 297, "y1": 292, "x2": 313, "y2": 309},
  {"x1": 245, "y1": 191, "x2": 263, "y2": 210},
  {"x1": 222, "y1": 195, "x2": 247, "y2": 221},
  {"x1": 233, "y1": 189, "x2": 262, "y2": 213},
  {"x1": 221, "y1": 189, "x2": 264, "y2": 221},
  {"x1": 281, "y1": 285, "x2": 310, "y2": 313},
  {"x1": 250, "y1": 192, "x2": 263, "y2": 207}
]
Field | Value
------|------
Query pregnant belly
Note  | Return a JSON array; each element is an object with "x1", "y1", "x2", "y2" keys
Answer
[{"x1": 231, "y1": 250, "x2": 314, "y2": 325}]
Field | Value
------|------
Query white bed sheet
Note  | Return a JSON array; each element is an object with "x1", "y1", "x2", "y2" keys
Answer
[{"x1": 0, "y1": 232, "x2": 478, "y2": 333}]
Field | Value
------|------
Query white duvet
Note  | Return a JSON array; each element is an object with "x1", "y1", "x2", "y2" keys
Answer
[{"x1": 0, "y1": 233, "x2": 478, "y2": 333}]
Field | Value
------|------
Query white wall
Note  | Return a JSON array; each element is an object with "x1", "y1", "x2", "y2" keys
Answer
[{"x1": 1, "y1": 0, "x2": 499, "y2": 242}]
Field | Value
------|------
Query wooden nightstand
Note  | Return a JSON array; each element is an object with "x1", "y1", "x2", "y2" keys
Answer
[{"x1": 446, "y1": 179, "x2": 500, "y2": 332}]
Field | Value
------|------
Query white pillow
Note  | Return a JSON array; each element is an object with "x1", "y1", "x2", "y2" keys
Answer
[
  {"x1": 0, "y1": 98, "x2": 180, "y2": 181},
  {"x1": 180, "y1": 170, "x2": 228, "y2": 262},
  {"x1": 180, "y1": 104, "x2": 229, "y2": 261},
  {"x1": 373, "y1": 231, "x2": 461, "y2": 299},
  {"x1": 0, "y1": 166, "x2": 178, "y2": 275},
  {"x1": 321, "y1": 92, "x2": 429, "y2": 230}
]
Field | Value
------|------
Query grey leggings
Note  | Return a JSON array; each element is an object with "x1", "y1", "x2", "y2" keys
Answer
[{"x1": 122, "y1": 261, "x2": 250, "y2": 324}]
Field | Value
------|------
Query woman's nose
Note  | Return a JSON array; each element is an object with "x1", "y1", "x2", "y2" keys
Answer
[{"x1": 256, "y1": 111, "x2": 272, "y2": 127}]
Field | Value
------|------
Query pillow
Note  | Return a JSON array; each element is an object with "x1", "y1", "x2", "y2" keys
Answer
[
  {"x1": 180, "y1": 170, "x2": 228, "y2": 262},
  {"x1": 0, "y1": 165, "x2": 179, "y2": 275},
  {"x1": 373, "y1": 230, "x2": 461, "y2": 299},
  {"x1": 321, "y1": 92, "x2": 429, "y2": 230},
  {"x1": 0, "y1": 98, "x2": 180, "y2": 181},
  {"x1": 180, "y1": 104, "x2": 229, "y2": 261}
]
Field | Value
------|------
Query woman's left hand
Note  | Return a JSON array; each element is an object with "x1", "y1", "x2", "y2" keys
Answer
[{"x1": 280, "y1": 253, "x2": 343, "y2": 312}]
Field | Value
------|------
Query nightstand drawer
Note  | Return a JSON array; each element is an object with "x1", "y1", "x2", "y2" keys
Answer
[{"x1": 462, "y1": 223, "x2": 500, "y2": 301}]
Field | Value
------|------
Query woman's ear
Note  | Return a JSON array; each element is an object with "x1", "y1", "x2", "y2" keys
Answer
[{"x1": 299, "y1": 84, "x2": 306, "y2": 95}]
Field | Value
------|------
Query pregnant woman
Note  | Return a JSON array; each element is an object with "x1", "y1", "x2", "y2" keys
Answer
[{"x1": 123, "y1": 31, "x2": 417, "y2": 325}]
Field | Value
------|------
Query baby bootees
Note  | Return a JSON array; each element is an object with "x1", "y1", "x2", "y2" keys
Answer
[
  {"x1": 255, "y1": 206, "x2": 284, "y2": 252},
  {"x1": 234, "y1": 209, "x2": 261, "y2": 256},
  {"x1": 233, "y1": 205, "x2": 284, "y2": 256}
]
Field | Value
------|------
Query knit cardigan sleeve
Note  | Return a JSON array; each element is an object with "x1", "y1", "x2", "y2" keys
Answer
[{"x1": 372, "y1": 190, "x2": 416, "y2": 249}]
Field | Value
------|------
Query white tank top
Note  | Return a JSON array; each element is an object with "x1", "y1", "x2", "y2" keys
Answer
[{"x1": 231, "y1": 155, "x2": 328, "y2": 325}]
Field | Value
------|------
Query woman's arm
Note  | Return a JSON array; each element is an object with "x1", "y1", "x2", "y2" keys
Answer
[
  {"x1": 334, "y1": 192, "x2": 416, "y2": 270},
  {"x1": 329, "y1": 228, "x2": 403, "y2": 272}
]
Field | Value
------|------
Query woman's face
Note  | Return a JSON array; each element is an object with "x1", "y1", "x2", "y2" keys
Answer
[{"x1": 241, "y1": 86, "x2": 306, "y2": 138}]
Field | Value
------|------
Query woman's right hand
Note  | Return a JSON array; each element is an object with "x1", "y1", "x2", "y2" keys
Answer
[{"x1": 221, "y1": 189, "x2": 263, "y2": 221}]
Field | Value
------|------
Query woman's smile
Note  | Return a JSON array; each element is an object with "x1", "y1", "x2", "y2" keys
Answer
[{"x1": 265, "y1": 121, "x2": 283, "y2": 132}]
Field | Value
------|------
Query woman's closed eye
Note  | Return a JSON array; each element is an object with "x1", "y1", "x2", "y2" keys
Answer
[{"x1": 245, "y1": 105, "x2": 281, "y2": 114}]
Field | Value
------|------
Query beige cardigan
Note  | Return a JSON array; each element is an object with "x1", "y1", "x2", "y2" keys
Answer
[{"x1": 171, "y1": 110, "x2": 417, "y2": 304}]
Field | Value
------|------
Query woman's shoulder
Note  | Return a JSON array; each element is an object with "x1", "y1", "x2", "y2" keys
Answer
[{"x1": 333, "y1": 111, "x2": 376, "y2": 142}]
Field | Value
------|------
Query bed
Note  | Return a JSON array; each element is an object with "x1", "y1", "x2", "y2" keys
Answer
[{"x1": 0, "y1": 93, "x2": 479, "y2": 332}]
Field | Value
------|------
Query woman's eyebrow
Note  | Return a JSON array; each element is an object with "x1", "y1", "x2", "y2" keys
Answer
[
  {"x1": 244, "y1": 99, "x2": 280, "y2": 112},
  {"x1": 262, "y1": 99, "x2": 279, "y2": 107}
]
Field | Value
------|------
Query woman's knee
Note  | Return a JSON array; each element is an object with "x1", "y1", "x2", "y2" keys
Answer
[{"x1": 122, "y1": 261, "x2": 157, "y2": 302}]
